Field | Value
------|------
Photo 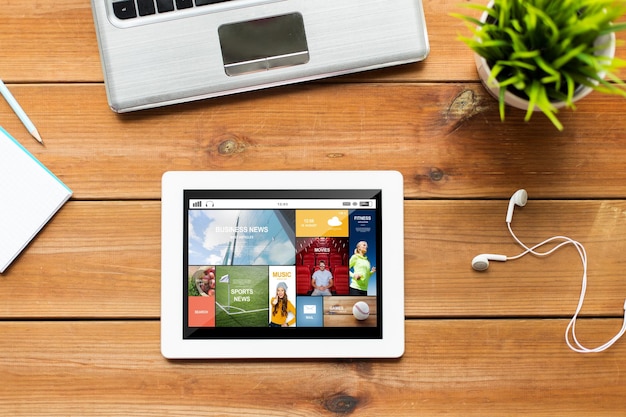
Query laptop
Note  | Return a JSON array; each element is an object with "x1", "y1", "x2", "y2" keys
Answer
[
  {"x1": 90, "y1": 0, "x2": 430, "y2": 112},
  {"x1": 161, "y1": 171, "x2": 405, "y2": 358}
]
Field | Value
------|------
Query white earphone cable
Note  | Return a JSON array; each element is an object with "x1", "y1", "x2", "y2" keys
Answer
[{"x1": 506, "y1": 223, "x2": 626, "y2": 353}]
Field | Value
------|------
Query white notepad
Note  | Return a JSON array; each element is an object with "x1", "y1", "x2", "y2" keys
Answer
[{"x1": 0, "y1": 127, "x2": 72, "y2": 273}]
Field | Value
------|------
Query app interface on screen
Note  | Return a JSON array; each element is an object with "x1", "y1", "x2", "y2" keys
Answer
[{"x1": 183, "y1": 190, "x2": 382, "y2": 339}]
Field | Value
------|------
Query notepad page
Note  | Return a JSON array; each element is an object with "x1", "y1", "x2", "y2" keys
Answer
[{"x1": 0, "y1": 128, "x2": 72, "y2": 273}]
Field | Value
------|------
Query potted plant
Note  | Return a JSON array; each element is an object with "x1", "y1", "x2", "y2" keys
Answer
[{"x1": 453, "y1": 0, "x2": 626, "y2": 130}]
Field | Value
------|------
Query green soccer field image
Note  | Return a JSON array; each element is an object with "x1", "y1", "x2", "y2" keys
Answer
[{"x1": 214, "y1": 265, "x2": 270, "y2": 327}]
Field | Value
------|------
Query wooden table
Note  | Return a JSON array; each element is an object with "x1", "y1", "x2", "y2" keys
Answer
[{"x1": 2, "y1": 1, "x2": 626, "y2": 415}]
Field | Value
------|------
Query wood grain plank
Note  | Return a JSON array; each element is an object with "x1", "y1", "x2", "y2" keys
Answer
[
  {"x1": 0, "y1": 202, "x2": 160, "y2": 318},
  {"x1": 0, "y1": 0, "x2": 102, "y2": 82},
  {"x1": 2, "y1": 200, "x2": 626, "y2": 319},
  {"x1": 2, "y1": 83, "x2": 626, "y2": 200},
  {"x1": 1, "y1": 319, "x2": 625, "y2": 416},
  {"x1": 408, "y1": 199, "x2": 626, "y2": 318},
  {"x1": 0, "y1": 0, "x2": 623, "y2": 83}
]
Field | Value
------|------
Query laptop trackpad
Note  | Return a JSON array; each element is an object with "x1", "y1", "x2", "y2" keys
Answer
[{"x1": 219, "y1": 13, "x2": 310, "y2": 76}]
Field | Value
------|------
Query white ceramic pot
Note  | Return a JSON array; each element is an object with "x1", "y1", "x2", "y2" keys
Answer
[{"x1": 475, "y1": 5, "x2": 616, "y2": 111}]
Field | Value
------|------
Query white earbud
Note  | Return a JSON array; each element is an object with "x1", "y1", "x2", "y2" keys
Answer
[
  {"x1": 471, "y1": 254, "x2": 508, "y2": 271},
  {"x1": 506, "y1": 189, "x2": 528, "y2": 223}
]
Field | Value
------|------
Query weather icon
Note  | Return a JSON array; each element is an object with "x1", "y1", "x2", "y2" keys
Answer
[{"x1": 327, "y1": 216, "x2": 343, "y2": 227}]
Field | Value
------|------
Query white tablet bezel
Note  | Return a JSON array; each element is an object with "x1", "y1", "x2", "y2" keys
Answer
[{"x1": 161, "y1": 170, "x2": 404, "y2": 359}]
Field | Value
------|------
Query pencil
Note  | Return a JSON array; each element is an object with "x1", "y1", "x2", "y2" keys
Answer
[{"x1": 0, "y1": 79, "x2": 43, "y2": 144}]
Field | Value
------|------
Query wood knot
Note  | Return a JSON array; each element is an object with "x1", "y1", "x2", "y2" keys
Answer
[
  {"x1": 216, "y1": 134, "x2": 247, "y2": 155},
  {"x1": 429, "y1": 167, "x2": 445, "y2": 182},
  {"x1": 444, "y1": 88, "x2": 487, "y2": 133},
  {"x1": 446, "y1": 89, "x2": 479, "y2": 119},
  {"x1": 324, "y1": 394, "x2": 359, "y2": 414}
]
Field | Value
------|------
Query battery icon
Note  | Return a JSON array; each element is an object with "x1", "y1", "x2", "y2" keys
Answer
[{"x1": 359, "y1": 201, "x2": 371, "y2": 207}]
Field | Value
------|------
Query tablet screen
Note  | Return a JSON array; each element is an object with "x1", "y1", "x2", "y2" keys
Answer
[{"x1": 183, "y1": 189, "x2": 382, "y2": 339}]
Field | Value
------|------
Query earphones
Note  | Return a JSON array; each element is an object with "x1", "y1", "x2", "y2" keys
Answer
[
  {"x1": 471, "y1": 189, "x2": 528, "y2": 271},
  {"x1": 472, "y1": 189, "x2": 626, "y2": 353}
]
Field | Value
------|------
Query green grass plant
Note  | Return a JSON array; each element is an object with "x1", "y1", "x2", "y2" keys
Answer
[{"x1": 453, "y1": 0, "x2": 626, "y2": 130}]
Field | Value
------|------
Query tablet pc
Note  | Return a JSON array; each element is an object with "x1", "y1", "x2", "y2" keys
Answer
[{"x1": 161, "y1": 171, "x2": 404, "y2": 358}]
